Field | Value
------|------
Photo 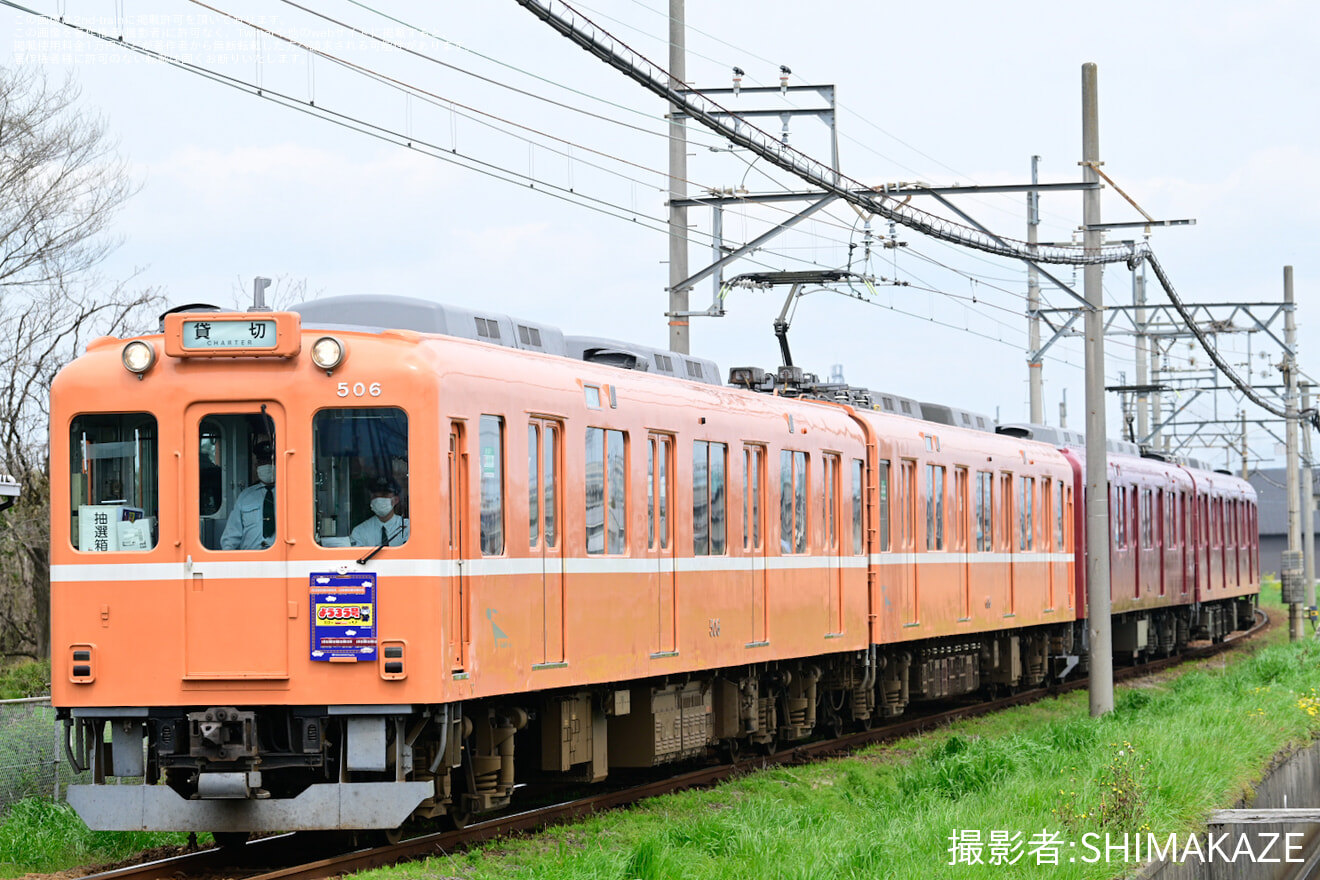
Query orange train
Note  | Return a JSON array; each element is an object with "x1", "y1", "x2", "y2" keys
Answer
[{"x1": 49, "y1": 295, "x2": 1258, "y2": 834}]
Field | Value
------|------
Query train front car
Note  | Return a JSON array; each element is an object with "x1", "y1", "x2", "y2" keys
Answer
[{"x1": 50, "y1": 309, "x2": 449, "y2": 834}]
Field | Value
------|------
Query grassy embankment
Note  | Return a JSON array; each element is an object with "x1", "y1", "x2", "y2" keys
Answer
[
  {"x1": 372, "y1": 581, "x2": 1320, "y2": 880},
  {"x1": 1, "y1": 582, "x2": 1316, "y2": 879},
  {"x1": 0, "y1": 661, "x2": 198, "y2": 876}
]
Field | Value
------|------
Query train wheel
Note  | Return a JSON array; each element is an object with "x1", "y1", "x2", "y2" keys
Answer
[
  {"x1": 211, "y1": 832, "x2": 249, "y2": 849},
  {"x1": 445, "y1": 809, "x2": 472, "y2": 831}
]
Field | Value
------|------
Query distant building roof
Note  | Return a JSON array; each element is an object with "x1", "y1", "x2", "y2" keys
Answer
[{"x1": 1248, "y1": 467, "x2": 1316, "y2": 536}]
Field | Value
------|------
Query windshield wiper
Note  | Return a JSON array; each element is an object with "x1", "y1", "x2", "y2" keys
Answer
[{"x1": 357, "y1": 539, "x2": 388, "y2": 567}]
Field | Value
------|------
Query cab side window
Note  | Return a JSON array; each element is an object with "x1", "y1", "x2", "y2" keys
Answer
[{"x1": 70, "y1": 413, "x2": 159, "y2": 552}]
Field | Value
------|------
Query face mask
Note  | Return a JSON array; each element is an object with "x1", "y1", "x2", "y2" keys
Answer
[
  {"x1": 370, "y1": 496, "x2": 395, "y2": 517},
  {"x1": 256, "y1": 464, "x2": 275, "y2": 484}
]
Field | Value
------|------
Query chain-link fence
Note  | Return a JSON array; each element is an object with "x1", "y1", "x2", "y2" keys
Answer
[{"x1": 0, "y1": 696, "x2": 86, "y2": 810}]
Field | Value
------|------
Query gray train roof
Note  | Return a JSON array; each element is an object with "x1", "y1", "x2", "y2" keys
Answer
[
  {"x1": 563, "y1": 336, "x2": 721, "y2": 385},
  {"x1": 919, "y1": 402, "x2": 995, "y2": 434},
  {"x1": 292, "y1": 296, "x2": 721, "y2": 385},
  {"x1": 872, "y1": 391, "x2": 924, "y2": 419},
  {"x1": 293, "y1": 295, "x2": 565, "y2": 355}
]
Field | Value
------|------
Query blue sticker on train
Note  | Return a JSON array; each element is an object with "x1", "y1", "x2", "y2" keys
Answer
[{"x1": 309, "y1": 572, "x2": 377, "y2": 662}]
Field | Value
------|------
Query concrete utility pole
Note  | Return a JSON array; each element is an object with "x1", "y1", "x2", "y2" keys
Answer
[
  {"x1": 1027, "y1": 155, "x2": 1043, "y2": 424},
  {"x1": 1284, "y1": 266, "x2": 1303, "y2": 641},
  {"x1": 1304, "y1": 382, "x2": 1316, "y2": 615},
  {"x1": 1082, "y1": 63, "x2": 1113, "y2": 716},
  {"x1": 666, "y1": 0, "x2": 690, "y2": 354}
]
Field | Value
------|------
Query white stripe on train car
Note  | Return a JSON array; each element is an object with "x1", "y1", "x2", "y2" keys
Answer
[{"x1": 52, "y1": 551, "x2": 1070, "y2": 583}]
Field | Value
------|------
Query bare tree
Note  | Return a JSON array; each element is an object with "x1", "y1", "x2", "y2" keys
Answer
[{"x1": 0, "y1": 66, "x2": 162, "y2": 660}]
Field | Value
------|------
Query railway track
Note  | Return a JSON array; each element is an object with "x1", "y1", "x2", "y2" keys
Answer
[{"x1": 69, "y1": 610, "x2": 1271, "y2": 880}]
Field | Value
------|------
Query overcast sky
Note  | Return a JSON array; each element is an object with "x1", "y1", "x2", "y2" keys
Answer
[{"x1": 3, "y1": 0, "x2": 1317, "y2": 467}]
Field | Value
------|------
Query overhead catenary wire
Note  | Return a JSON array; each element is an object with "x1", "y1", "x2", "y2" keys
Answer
[
  {"x1": 513, "y1": 0, "x2": 1142, "y2": 268},
  {"x1": 516, "y1": 0, "x2": 1316, "y2": 437}
]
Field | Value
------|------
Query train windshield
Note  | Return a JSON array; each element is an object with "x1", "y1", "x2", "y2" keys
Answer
[
  {"x1": 313, "y1": 408, "x2": 409, "y2": 548},
  {"x1": 69, "y1": 414, "x2": 159, "y2": 552}
]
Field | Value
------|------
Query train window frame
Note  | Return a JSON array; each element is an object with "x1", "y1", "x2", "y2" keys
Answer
[
  {"x1": 900, "y1": 460, "x2": 917, "y2": 551},
  {"x1": 69, "y1": 413, "x2": 160, "y2": 553},
  {"x1": 311, "y1": 407, "x2": 409, "y2": 550},
  {"x1": 479, "y1": 414, "x2": 505, "y2": 556},
  {"x1": 693, "y1": 440, "x2": 727, "y2": 556},
  {"x1": 586, "y1": 427, "x2": 627, "y2": 555},
  {"x1": 852, "y1": 458, "x2": 865, "y2": 555},
  {"x1": 1019, "y1": 476, "x2": 1034, "y2": 552},
  {"x1": 744, "y1": 444, "x2": 766, "y2": 552},
  {"x1": 780, "y1": 450, "x2": 810, "y2": 554},
  {"x1": 999, "y1": 472, "x2": 1014, "y2": 553},
  {"x1": 926, "y1": 463, "x2": 945, "y2": 551},
  {"x1": 649, "y1": 434, "x2": 674, "y2": 552},
  {"x1": 528, "y1": 419, "x2": 559, "y2": 552},
  {"x1": 877, "y1": 459, "x2": 891, "y2": 552},
  {"x1": 824, "y1": 454, "x2": 841, "y2": 552},
  {"x1": 975, "y1": 470, "x2": 993, "y2": 552},
  {"x1": 1140, "y1": 488, "x2": 1154, "y2": 549},
  {"x1": 1054, "y1": 479, "x2": 1065, "y2": 550}
]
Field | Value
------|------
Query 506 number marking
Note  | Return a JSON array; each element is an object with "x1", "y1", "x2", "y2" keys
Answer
[{"x1": 337, "y1": 382, "x2": 382, "y2": 398}]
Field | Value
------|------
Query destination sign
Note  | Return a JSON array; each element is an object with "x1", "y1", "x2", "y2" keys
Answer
[{"x1": 182, "y1": 319, "x2": 278, "y2": 350}]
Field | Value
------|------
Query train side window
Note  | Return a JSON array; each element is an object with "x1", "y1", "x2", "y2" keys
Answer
[
  {"x1": 975, "y1": 470, "x2": 993, "y2": 551},
  {"x1": 528, "y1": 422, "x2": 559, "y2": 550},
  {"x1": 1054, "y1": 479, "x2": 1065, "y2": 550},
  {"x1": 586, "y1": 427, "x2": 626, "y2": 554},
  {"x1": 744, "y1": 445, "x2": 765, "y2": 552},
  {"x1": 1140, "y1": 489, "x2": 1154, "y2": 549},
  {"x1": 479, "y1": 415, "x2": 505, "y2": 556},
  {"x1": 1000, "y1": 472, "x2": 1014, "y2": 552},
  {"x1": 1019, "y1": 476, "x2": 1034, "y2": 551},
  {"x1": 852, "y1": 458, "x2": 865, "y2": 555},
  {"x1": 199, "y1": 421, "x2": 223, "y2": 516},
  {"x1": 926, "y1": 464, "x2": 945, "y2": 551},
  {"x1": 648, "y1": 434, "x2": 672, "y2": 551},
  {"x1": 312, "y1": 408, "x2": 409, "y2": 549},
  {"x1": 877, "y1": 459, "x2": 890, "y2": 552},
  {"x1": 529, "y1": 425, "x2": 540, "y2": 548},
  {"x1": 1041, "y1": 479, "x2": 1052, "y2": 551},
  {"x1": 780, "y1": 450, "x2": 809, "y2": 554},
  {"x1": 1111, "y1": 485, "x2": 1126, "y2": 549},
  {"x1": 824, "y1": 454, "x2": 840, "y2": 551},
  {"x1": 901, "y1": 460, "x2": 917, "y2": 550},
  {"x1": 70, "y1": 413, "x2": 159, "y2": 552},
  {"x1": 693, "y1": 441, "x2": 727, "y2": 555}
]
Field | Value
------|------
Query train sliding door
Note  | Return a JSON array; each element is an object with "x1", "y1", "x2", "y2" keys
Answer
[
  {"x1": 825, "y1": 454, "x2": 844, "y2": 635},
  {"x1": 183, "y1": 402, "x2": 288, "y2": 680},
  {"x1": 448, "y1": 422, "x2": 469, "y2": 672},
  {"x1": 744, "y1": 445, "x2": 768, "y2": 645},
  {"x1": 529, "y1": 419, "x2": 564, "y2": 665},
  {"x1": 955, "y1": 467, "x2": 970, "y2": 621},
  {"x1": 648, "y1": 434, "x2": 676, "y2": 655}
]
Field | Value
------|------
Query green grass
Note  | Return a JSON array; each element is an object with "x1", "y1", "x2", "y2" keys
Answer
[
  {"x1": 0, "y1": 798, "x2": 198, "y2": 877},
  {"x1": 0, "y1": 660, "x2": 49, "y2": 700}
]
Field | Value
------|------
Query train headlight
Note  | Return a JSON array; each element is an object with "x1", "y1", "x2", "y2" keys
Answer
[
  {"x1": 122, "y1": 341, "x2": 156, "y2": 375},
  {"x1": 311, "y1": 336, "x2": 345, "y2": 371}
]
